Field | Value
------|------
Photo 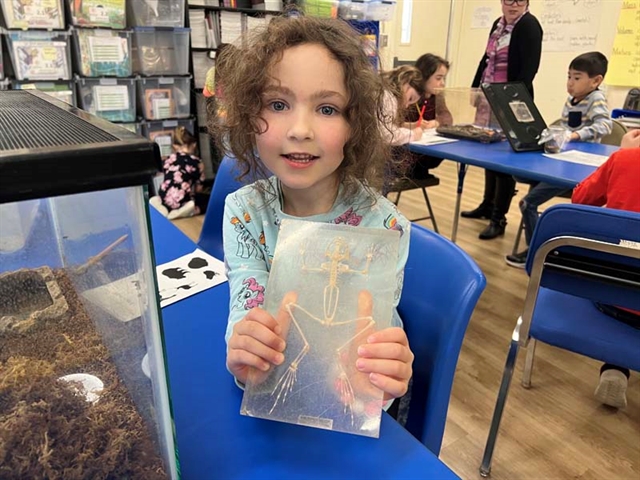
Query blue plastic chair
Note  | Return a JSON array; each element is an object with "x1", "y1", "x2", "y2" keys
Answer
[
  {"x1": 400, "y1": 223, "x2": 486, "y2": 455},
  {"x1": 198, "y1": 156, "x2": 248, "y2": 259},
  {"x1": 481, "y1": 204, "x2": 640, "y2": 477}
]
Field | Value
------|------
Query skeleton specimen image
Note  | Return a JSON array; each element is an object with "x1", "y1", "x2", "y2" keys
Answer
[{"x1": 241, "y1": 220, "x2": 401, "y2": 437}]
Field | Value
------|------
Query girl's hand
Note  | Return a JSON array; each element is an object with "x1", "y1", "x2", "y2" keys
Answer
[
  {"x1": 421, "y1": 119, "x2": 439, "y2": 130},
  {"x1": 226, "y1": 292, "x2": 296, "y2": 385},
  {"x1": 411, "y1": 127, "x2": 424, "y2": 141},
  {"x1": 570, "y1": 132, "x2": 580, "y2": 141},
  {"x1": 356, "y1": 327, "x2": 414, "y2": 401}
]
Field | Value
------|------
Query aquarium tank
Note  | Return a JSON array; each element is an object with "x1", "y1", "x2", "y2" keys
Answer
[{"x1": 0, "y1": 90, "x2": 178, "y2": 479}]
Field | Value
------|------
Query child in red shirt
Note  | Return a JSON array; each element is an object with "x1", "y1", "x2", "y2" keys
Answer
[{"x1": 571, "y1": 129, "x2": 640, "y2": 409}]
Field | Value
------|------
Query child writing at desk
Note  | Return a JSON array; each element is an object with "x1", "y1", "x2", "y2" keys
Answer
[
  {"x1": 506, "y1": 52, "x2": 613, "y2": 268},
  {"x1": 212, "y1": 14, "x2": 414, "y2": 408}
]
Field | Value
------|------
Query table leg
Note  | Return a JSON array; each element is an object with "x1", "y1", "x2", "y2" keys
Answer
[{"x1": 451, "y1": 162, "x2": 468, "y2": 243}]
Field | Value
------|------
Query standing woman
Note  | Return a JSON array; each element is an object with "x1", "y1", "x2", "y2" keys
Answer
[{"x1": 463, "y1": 0, "x2": 543, "y2": 239}]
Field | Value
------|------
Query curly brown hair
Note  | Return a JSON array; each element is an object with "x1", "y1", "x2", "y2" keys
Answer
[
  {"x1": 381, "y1": 65, "x2": 424, "y2": 124},
  {"x1": 208, "y1": 14, "x2": 393, "y2": 201}
]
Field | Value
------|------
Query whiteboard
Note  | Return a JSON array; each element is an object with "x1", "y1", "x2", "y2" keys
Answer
[{"x1": 539, "y1": 0, "x2": 603, "y2": 52}]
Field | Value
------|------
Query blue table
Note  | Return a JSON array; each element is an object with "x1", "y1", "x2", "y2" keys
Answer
[
  {"x1": 408, "y1": 140, "x2": 617, "y2": 242},
  {"x1": 150, "y1": 209, "x2": 459, "y2": 480}
]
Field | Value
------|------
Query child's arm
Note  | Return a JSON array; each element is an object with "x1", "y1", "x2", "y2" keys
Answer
[
  {"x1": 357, "y1": 217, "x2": 414, "y2": 400},
  {"x1": 570, "y1": 94, "x2": 613, "y2": 142},
  {"x1": 572, "y1": 153, "x2": 615, "y2": 206},
  {"x1": 223, "y1": 192, "x2": 285, "y2": 384}
]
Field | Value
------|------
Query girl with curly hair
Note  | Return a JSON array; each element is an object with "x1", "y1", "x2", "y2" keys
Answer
[{"x1": 212, "y1": 14, "x2": 414, "y2": 407}]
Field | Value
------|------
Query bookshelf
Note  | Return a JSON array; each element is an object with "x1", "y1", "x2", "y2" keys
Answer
[{"x1": 186, "y1": 0, "x2": 283, "y2": 179}]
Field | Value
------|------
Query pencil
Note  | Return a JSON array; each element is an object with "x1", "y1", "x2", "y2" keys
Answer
[{"x1": 417, "y1": 104, "x2": 426, "y2": 128}]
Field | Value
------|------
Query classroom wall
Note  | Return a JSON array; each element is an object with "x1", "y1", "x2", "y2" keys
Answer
[{"x1": 382, "y1": 0, "x2": 632, "y2": 123}]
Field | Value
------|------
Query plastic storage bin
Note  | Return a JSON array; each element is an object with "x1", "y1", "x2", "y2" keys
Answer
[
  {"x1": 0, "y1": 0, "x2": 65, "y2": 29},
  {"x1": 192, "y1": 50, "x2": 215, "y2": 90},
  {"x1": 4, "y1": 30, "x2": 72, "y2": 81},
  {"x1": 12, "y1": 80, "x2": 76, "y2": 106},
  {"x1": 0, "y1": 90, "x2": 178, "y2": 479},
  {"x1": 366, "y1": 0, "x2": 395, "y2": 20},
  {"x1": 120, "y1": 122, "x2": 143, "y2": 135},
  {"x1": 67, "y1": 0, "x2": 127, "y2": 28},
  {"x1": 348, "y1": 0, "x2": 368, "y2": 20},
  {"x1": 132, "y1": 28, "x2": 190, "y2": 76},
  {"x1": 72, "y1": 28, "x2": 132, "y2": 77},
  {"x1": 128, "y1": 0, "x2": 185, "y2": 27},
  {"x1": 142, "y1": 117, "x2": 195, "y2": 158},
  {"x1": 77, "y1": 76, "x2": 137, "y2": 122},
  {"x1": 304, "y1": 0, "x2": 338, "y2": 18},
  {"x1": 138, "y1": 76, "x2": 191, "y2": 120}
]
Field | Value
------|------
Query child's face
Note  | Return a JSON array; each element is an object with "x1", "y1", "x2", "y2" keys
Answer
[
  {"x1": 424, "y1": 64, "x2": 448, "y2": 97},
  {"x1": 402, "y1": 84, "x2": 420, "y2": 107},
  {"x1": 256, "y1": 43, "x2": 350, "y2": 197},
  {"x1": 567, "y1": 69, "x2": 602, "y2": 101}
]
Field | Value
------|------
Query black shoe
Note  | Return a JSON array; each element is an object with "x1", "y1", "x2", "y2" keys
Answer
[
  {"x1": 505, "y1": 249, "x2": 528, "y2": 268},
  {"x1": 461, "y1": 204, "x2": 492, "y2": 219},
  {"x1": 479, "y1": 220, "x2": 506, "y2": 240}
]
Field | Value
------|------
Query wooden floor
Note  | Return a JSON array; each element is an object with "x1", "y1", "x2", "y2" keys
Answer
[{"x1": 171, "y1": 161, "x2": 639, "y2": 480}]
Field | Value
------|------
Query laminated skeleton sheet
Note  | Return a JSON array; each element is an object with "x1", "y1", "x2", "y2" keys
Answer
[{"x1": 241, "y1": 219, "x2": 400, "y2": 437}]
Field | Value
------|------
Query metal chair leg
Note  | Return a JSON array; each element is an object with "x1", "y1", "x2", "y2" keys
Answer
[
  {"x1": 480, "y1": 324, "x2": 522, "y2": 477},
  {"x1": 421, "y1": 187, "x2": 439, "y2": 233},
  {"x1": 512, "y1": 217, "x2": 525, "y2": 255},
  {"x1": 521, "y1": 338, "x2": 537, "y2": 388},
  {"x1": 394, "y1": 191, "x2": 402, "y2": 206}
]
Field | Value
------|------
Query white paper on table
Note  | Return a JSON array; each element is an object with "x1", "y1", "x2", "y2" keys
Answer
[
  {"x1": 543, "y1": 150, "x2": 609, "y2": 167},
  {"x1": 156, "y1": 248, "x2": 227, "y2": 308},
  {"x1": 411, "y1": 130, "x2": 459, "y2": 146}
]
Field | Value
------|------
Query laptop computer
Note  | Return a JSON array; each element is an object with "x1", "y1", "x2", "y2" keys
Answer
[{"x1": 481, "y1": 82, "x2": 547, "y2": 152}]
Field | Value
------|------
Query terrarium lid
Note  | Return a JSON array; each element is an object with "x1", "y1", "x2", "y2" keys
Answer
[{"x1": 0, "y1": 90, "x2": 162, "y2": 204}]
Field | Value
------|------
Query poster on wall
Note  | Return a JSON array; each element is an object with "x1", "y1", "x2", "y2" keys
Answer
[
  {"x1": 539, "y1": 0, "x2": 603, "y2": 52},
  {"x1": 607, "y1": 0, "x2": 640, "y2": 86},
  {"x1": 471, "y1": 6, "x2": 496, "y2": 29}
]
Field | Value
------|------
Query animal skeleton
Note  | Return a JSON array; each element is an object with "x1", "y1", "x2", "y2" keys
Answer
[{"x1": 269, "y1": 238, "x2": 375, "y2": 424}]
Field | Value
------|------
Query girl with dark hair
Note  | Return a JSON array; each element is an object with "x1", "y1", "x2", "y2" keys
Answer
[{"x1": 150, "y1": 126, "x2": 205, "y2": 219}]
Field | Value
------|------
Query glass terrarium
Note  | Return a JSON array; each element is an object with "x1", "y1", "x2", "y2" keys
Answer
[{"x1": 0, "y1": 90, "x2": 178, "y2": 479}]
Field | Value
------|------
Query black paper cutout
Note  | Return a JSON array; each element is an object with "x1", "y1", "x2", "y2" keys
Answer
[
  {"x1": 162, "y1": 267, "x2": 188, "y2": 279},
  {"x1": 188, "y1": 257, "x2": 209, "y2": 269}
]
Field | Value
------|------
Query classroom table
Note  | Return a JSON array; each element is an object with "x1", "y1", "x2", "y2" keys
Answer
[
  {"x1": 151, "y1": 209, "x2": 459, "y2": 480},
  {"x1": 408, "y1": 139, "x2": 618, "y2": 242}
]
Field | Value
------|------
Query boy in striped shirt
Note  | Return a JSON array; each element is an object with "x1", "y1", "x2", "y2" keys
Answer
[{"x1": 506, "y1": 52, "x2": 613, "y2": 268}]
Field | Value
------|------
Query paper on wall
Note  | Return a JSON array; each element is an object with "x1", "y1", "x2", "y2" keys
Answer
[{"x1": 471, "y1": 6, "x2": 495, "y2": 29}]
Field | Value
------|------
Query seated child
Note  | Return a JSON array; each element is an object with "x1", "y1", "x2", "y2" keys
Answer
[
  {"x1": 506, "y1": 51, "x2": 613, "y2": 268},
  {"x1": 212, "y1": 14, "x2": 414, "y2": 409},
  {"x1": 380, "y1": 65, "x2": 426, "y2": 145},
  {"x1": 402, "y1": 53, "x2": 454, "y2": 179},
  {"x1": 150, "y1": 126, "x2": 204, "y2": 220},
  {"x1": 572, "y1": 129, "x2": 640, "y2": 409}
]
